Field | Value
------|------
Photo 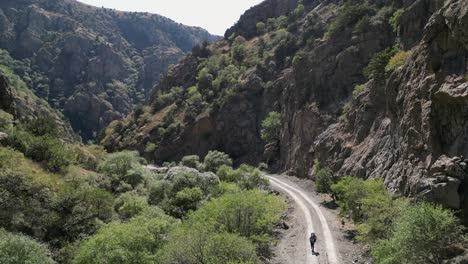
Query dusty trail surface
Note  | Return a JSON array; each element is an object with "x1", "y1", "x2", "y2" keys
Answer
[{"x1": 268, "y1": 174, "x2": 371, "y2": 264}]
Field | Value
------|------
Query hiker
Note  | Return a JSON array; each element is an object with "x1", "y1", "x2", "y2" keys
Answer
[{"x1": 309, "y1": 232, "x2": 317, "y2": 253}]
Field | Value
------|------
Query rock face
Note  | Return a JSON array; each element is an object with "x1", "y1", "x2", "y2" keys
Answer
[
  {"x1": 104, "y1": 0, "x2": 468, "y2": 219},
  {"x1": 0, "y1": 0, "x2": 218, "y2": 140}
]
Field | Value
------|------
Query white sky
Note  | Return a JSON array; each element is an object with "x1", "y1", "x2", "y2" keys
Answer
[{"x1": 77, "y1": 0, "x2": 264, "y2": 35}]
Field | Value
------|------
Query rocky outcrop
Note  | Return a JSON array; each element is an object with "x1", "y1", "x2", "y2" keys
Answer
[{"x1": 0, "y1": 0, "x2": 218, "y2": 140}]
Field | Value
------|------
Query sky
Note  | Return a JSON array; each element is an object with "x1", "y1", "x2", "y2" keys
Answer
[{"x1": 77, "y1": 0, "x2": 265, "y2": 35}]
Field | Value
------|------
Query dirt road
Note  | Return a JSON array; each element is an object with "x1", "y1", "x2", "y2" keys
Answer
[{"x1": 268, "y1": 174, "x2": 370, "y2": 264}]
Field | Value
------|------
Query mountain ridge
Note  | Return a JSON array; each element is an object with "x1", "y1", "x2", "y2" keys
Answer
[{"x1": 0, "y1": 0, "x2": 219, "y2": 140}]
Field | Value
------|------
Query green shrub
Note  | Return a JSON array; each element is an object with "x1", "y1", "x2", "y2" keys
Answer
[
  {"x1": 353, "y1": 84, "x2": 366, "y2": 96},
  {"x1": 173, "y1": 187, "x2": 204, "y2": 215},
  {"x1": 385, "y1": 50, "x2": 409, "y2": 72},
  {"x1": 364, "y1": 48, "x2": 396, "y2": 80},
  {"x1": 261, "y1": 111, "x2": 281, "y2": 143},
  {"x1": 148, "y1": 166, "x2": 220, "y2": 218},
  {"x1": 53, "y1": 185, "x2": 115, "y2": 241},
  {"x1": 357, "y1": 194, "x2": 407, "y2": 244},
  {"x1": 313, "y1": 160, "x2": 336, "y2": 193},
  {"x1": 144, "y1": 142, "x2": 157, "y2": 154},
  {"x1": 204, "y1": 150, "x2": 233, "y2": 173},
  {"x1": 114, "y1": 193, "x2": 150, "y2": 220},
  {"x1": 372, "y1": 203, "x2": 465, "y2": 264},
  {"x1": 256, "y1": 22, "x2": 266, "y2": 35},
  {"x1": 159, "y1": 223, "x2": 258, "y2": 264},
  {"x1": 73, "y1": 216, "x2": 174, "y2": 264},
  {"x1": 0, "y1": 229, "x2": 55, "y2": 264},
  {"x1": 197, "y1": 67, "x2": 214, "y2": 90},
  {"x1": 326, "y1": 3, "x2": 372, "y2": 37},
  {"x1": 188, "y1": 190, "x2": 286, "y2": 240},
  {"x1": 0, "y1": 110, "x2": 13, "y2": 130},
  {"x1": 5, "y1": 125, "x2": 72, "y2": 172},
  {"x1": 181, "y1": 155, "x2": 200, "y2": 168},
  {"x1": 97, "y1": 151, "x2": 146, "y2": 191},
  {"x1": 232, "y1": 44, "x2": 246, "y2": 63},
  {"x1": 27, "y1": 136, "x2": 72, "y2": 172},
  {"x1": 389, "y1": 9, "x2": 404, "y2": 33},
  {"x1": 217, "y1": 165, "x2": 269, "y2": 190},
  {"x1": 331, "y1": 176, "x2": 387, "y2": 222},
  {"x1": 25, "y1": 116, "x2": 59, "y2": 137},
  {"x1": 353, "y1": 15, "x2": 370, "y2": 34}
]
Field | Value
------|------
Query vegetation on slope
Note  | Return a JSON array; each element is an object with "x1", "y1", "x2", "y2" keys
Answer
[
  {"x1": 0, "y1": 110, "x2": 285, "y2": 263},
  {"x1": 311, "y1": 163, "x2": 467, "y2": 264}
]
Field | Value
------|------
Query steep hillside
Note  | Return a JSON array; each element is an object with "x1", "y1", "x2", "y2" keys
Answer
[
  {"x1": 0, "y1": 0, "x2": 218, "y2": 140},
  {"x1": 0, "y1": 50, "x2": 77, "y2": 141},
  {"x1": 102, "y1": 0, "x2": 467, "y2": 220}
]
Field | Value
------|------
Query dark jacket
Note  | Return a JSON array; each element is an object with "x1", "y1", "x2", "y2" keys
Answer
[{"x1": 309, "y1": 233, "x2": 317, "y2": 243}]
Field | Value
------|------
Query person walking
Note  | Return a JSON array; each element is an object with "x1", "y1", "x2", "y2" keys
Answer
[{"x1": 309, "y1": 232, "x2": 317, "y2": 254}]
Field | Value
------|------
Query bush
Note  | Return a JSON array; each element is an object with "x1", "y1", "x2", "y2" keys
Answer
[
  {"x1": 217, "y1": 165, "x2": 269, "y2": 190},
  {"x1": 231, "y1": 42, "x2": 246, "y2": 63},
  {"x1": 173, "y1": 187, "x2": 204, "y2": 216},
  {"x1": 144, "y1": 142, "x2": 157, "y2": 154},
  {"x1": 372, "y1": 203, "x2": 465, "y2": 264},
  {"x1": 25, "y1": 116, "x2": 58, "y2": 137},
  {"x1": 326, "y1": 3, "x2": 372, "y2": 37},
  {"x1": 181, "y1": 155, "x2": 200, "y2": 168},
  {"x1": 6, "y1": 126, "x2": 72, "y2": 172},
  {"x1": 28, "y1": 136, "x2": 72, "y2": 172},
  {"x1": 261, "y1": 112, "x2": 281, "y2": 143},
  {"x1": 364, "y1": 48, "x2": 396, "y2": 81},
  {"x1": 97, "y1": 151, "x2": 146, "y2": 191},
  {"x1": 148, "y1": 167, "x2": 220, "y2": 218},
  {"x1": 204, "y1": 150, "x2": 233, "y2": 173},
  {"x1": 385, "y1": 50, "x2": 409, "y2": 72},
  {"x1": 188, "y1": 190, "x2": 286, "y2": 240},
  {"x1": 389, "y1": 9, "x2": 404, "y2": 33},
  {"x1": 159, "y1": 223, "x2": 258, "y2": 264},
  {"x1": 0, "y1": 229, "x2": 55, "y2": 264},
  {"x1": 256, "y1": 22, "x2": 266, "y2": 35},
  {"x1": 357, "y1": 193, "x2": 407, "y2": 244},
  {"x1": 331, "y1": 176, "x2": 387, "y2": 222},
  {"x1": 0, "y1": 110, "x2": 13, "y2": 130},
  {"x1": 352, "y1": 84, "x2": 366, "y2": 96},
  {"x1": 313, "y1": 160, "x2": 336, "y2": 193},
  {"x1": 73, "y1": 216, "x2": 174, "y2": 264},
  {"x1": 114, "y1": 193, "x2": 150, "y2": 220},
  {"x1": 53, "y1": 185, "x2": 115, "y2": 242}
]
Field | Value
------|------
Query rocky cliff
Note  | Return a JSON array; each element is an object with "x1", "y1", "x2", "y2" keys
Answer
[
  {"x1": 102, "y1": 0, "x2": 468, "y2": 220},
  {"x1": 0, "y1": 0, "x2": 218, "y2": 140}
]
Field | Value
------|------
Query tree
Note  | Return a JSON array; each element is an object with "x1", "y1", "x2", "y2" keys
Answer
[
  {"x1": 0, "y1": 229, "x2": 55, "y2": 264},
  {"x1": 97, "y1": 151, "x2": 146, "y2": 191},
  {"x1": 204, "y1": 150, "x2": 233, "y2": 173},
  {"x1": 217, "y1": 165, "x2": 269, "y2": 190},
  {"x1": 331, "y1": 177, "x2": 387, "y2": 221},
  {"x1": 261, "y1": 112, "x2": 281, "y2": 143},
  {"x1": 188, "y1": 190, "x2": 286, "y2": 239},
  {"x1": 372, "y1": 203, "x2": 465, "y2": 264},
  {"x1": 73, "y1": 216, "x2": 174, "y2": 264},
  {"x1": 181, "y1": 155, "x2": 200, "y2": 168},
  {"x1": 363, "y1": 48, "x2": 396, "y2": 81},
  {"x1": 256, "y1": 22, "x2": 266, "y2": 35},
  {"x1": 159, "y1": 223, "x2": 258, "y2": 264},
  {"x1": 313, "y1": 160, "x2": 336, "y2": 193}
]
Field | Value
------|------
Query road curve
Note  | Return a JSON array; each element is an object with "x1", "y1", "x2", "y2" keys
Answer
[{"x1": 268, "y1": 175, "x2": 340, "y2": 264}]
